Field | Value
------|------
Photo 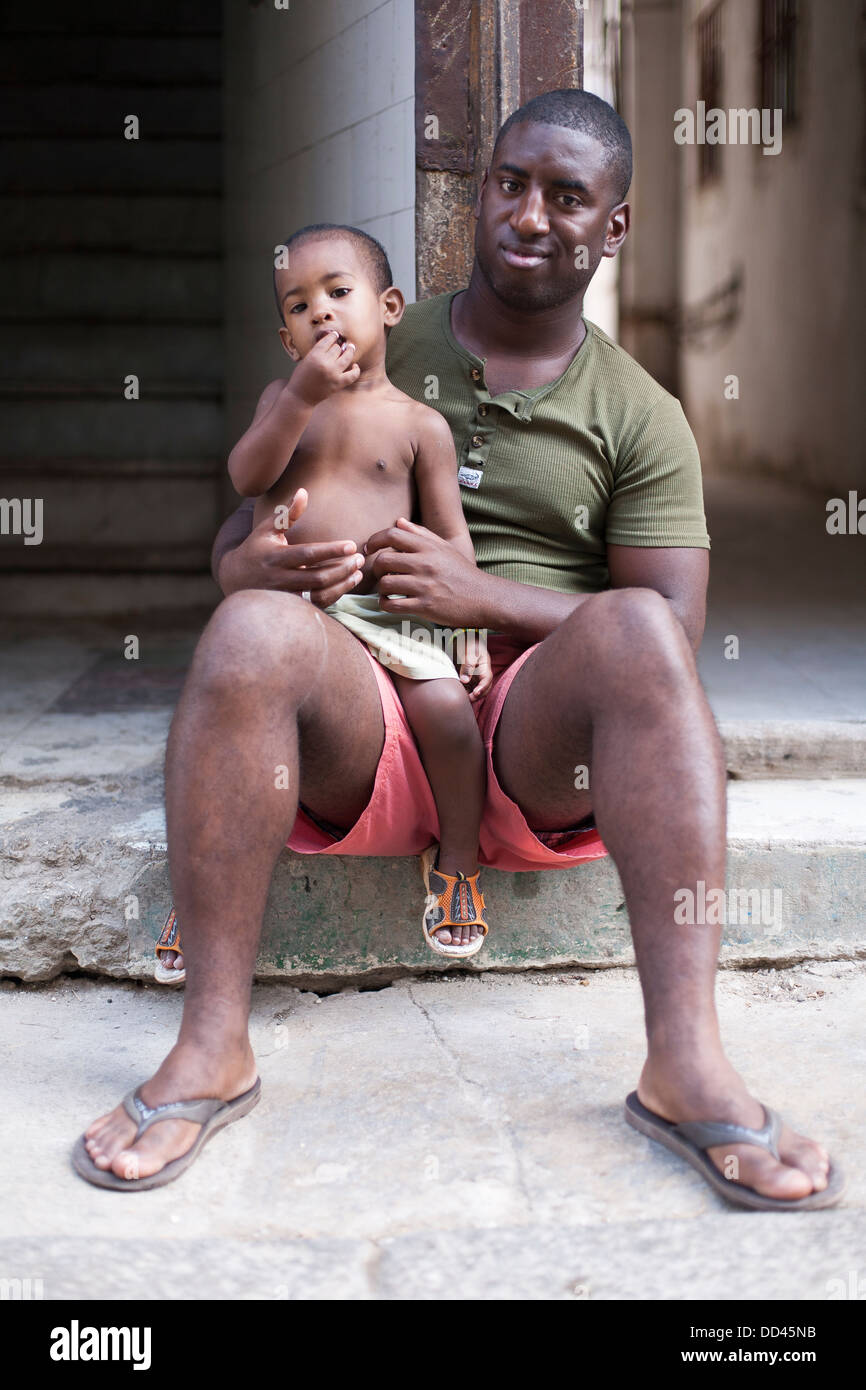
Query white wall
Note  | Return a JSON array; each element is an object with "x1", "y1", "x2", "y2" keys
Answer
[
  {"x1": 223, "y1": 0, "x2": 416, "y2": 478},
  {"x1": 679, "y1": 0, "x2": 865, "y2": 491}
]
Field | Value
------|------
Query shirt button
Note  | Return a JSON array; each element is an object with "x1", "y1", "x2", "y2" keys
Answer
[
  {"x1": 471, "y1": 433, "x2": 484, "y2": 447},
  {"x1": 478, "y1": 404, "x2": 489, "y2": 416},
  {"x1": 470, "y1": 367, "x2": 482, "y2": 381}
]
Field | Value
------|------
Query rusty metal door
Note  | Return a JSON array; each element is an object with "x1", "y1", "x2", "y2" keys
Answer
[{"x1": 414, "y1": 0, "x2": 584, "y2": 298}]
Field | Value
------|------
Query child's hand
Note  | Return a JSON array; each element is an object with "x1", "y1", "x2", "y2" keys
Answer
[
  {"x1": 457, "y1": 630, "x2": 493, "y2": 703},
  {"x1": 286, "y1": 331, "x2": 360, "y2": 407}
]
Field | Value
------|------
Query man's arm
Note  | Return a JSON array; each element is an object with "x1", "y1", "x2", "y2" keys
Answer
[
  {"x1": 607, "y1": 544, "x2": 708, "y2": 653},
  {"x1": 211, "y1": 498, "x2": 255, "y2": 588},
  {"x1": 366, "y1": 523, "x2": 708, "y2": 652},
  {"x1": 465, "y1": 548, "x2": 706, "y2": 652}
]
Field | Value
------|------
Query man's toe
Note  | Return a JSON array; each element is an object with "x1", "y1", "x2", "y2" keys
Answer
[{"x1": 784, "y1": 1141, "x2": 828, "y2": 1189}]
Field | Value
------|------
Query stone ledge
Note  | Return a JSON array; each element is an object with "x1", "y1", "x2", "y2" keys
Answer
[{"x1": 1, "y1": 780, "x2": 864, "y2": 984}]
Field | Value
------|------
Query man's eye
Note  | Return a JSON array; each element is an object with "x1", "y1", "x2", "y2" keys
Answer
[
  {"x1": 501, "y1": 179, "x2": 521, "y2": 193},
  {"x1": 558, "y1": 195, "x2": 581, "y2": 208}
]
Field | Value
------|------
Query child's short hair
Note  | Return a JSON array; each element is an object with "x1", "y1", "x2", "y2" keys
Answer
[{"x1": 273, "y1": 223, "x2": 394, "y2": 322}]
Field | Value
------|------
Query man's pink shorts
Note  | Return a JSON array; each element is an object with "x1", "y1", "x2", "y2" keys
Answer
[{"x1": 287, "y1": 635, "x2": 608, "y2": 872}]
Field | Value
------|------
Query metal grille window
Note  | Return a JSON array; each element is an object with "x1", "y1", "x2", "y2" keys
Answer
[
  {"x1": 697, "y1": 4, "x2": 723, "y2": 184},
  {"x1": 759, "y1": 0, "x2": 800, "y2": 123}
]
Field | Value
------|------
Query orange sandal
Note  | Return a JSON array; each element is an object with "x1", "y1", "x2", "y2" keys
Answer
[
  {"x1": 420, "y1": 845, "x2": 489, "y2": 959},
  {"x1": 154, "y1": 905, "x2": 185, "y2": 985}
]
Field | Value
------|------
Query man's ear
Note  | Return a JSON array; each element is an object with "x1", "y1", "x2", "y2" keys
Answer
[
  {"x1": 473, "y1": 169, "x2": 489, "y2": 218},
  {"x1": 602, "y1": 201, "x2": 630, "y2": 259},
  {"x1": 381, "y1": 285, "x2": 405, "y2": 329},
  {"x1": 279, "y1": 325, "x2": 301, "y2": 361}
]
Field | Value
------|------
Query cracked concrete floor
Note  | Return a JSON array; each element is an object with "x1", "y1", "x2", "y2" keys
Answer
[{"x1": 2, "y1": 962, "x2": 865, "y2": 1300}]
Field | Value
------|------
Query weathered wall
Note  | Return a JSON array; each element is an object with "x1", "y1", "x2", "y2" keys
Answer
[
  {"x1": 414, "y1": 0, "x2": 583, "y2": 300},
  {"x1": 619, "y1": 0, "x2": 683, "y2": 388},
  {"x1": 678, "y1": 0, "x2": 865, "y2": 490},
  {"x1": 223, "y1": 0, "x2": 416, "y2": 494}
]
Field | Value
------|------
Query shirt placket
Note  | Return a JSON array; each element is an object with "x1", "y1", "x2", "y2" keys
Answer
[{"x1": 459, "y1": 362, "x2": 533, "y2": 488}]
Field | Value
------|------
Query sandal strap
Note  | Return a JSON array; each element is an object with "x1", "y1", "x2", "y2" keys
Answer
[
  {"x1": 673, "y1": 1106, "x2": 781, "y2": 1160},
  {"x1": 122, "y1": 1089, "x2": 225, "y2": 1138},
  {"x1": 155, "y1": 906, "x2": 181, "y2": 956},
  {"x1": 425, "y1": 866, "x2": 487, "y2": 930}
]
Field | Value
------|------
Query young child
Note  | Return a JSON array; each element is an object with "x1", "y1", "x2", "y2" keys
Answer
[{"x1": 231, "y1": 222, "x2": 492, "y2": 958}]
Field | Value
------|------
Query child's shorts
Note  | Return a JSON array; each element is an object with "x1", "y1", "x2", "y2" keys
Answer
[{"x1": 325, "y1": 592, "x2": 460, "y2": 681}]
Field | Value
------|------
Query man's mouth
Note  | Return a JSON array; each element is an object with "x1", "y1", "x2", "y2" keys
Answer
[
  {"x1": 314, "y1": 327, "x2": 345, "y2": 345},
  {"x1": 500, "y1": 244, "x2": 551, "y2": 269}
]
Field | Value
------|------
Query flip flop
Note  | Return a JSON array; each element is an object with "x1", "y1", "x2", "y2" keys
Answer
[
  {"x1": 625, "y1": 1091, "x2": 845, "y2": 1211},
  {"x1": 420, "y1": 845, "x2": 489, "y2": 959},
  {"x1": 71, "y1": 1078, "x2": 261, "y2": 1191},
  {"x1": 154, "y1": 906, "x2": 185, "y2": 986}
]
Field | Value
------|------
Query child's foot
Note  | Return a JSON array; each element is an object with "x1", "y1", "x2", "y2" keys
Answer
[
  {"x1": 154, "y1": 907, "x2": 186, "y2": 984},
  {"x1": 420, "y1": 846, "x2": 488, "y2": 956}
]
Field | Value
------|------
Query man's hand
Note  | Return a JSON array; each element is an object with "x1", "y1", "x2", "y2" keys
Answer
[
  {"x1": 218, "y1": 488, "x2": 365, "y2": 605},
  {"x1": 285, "y1": 331, "x2": 360, "y2": 408},
  {"x1": 364, "y1": 516, "x2": 492, "y2": 628}
]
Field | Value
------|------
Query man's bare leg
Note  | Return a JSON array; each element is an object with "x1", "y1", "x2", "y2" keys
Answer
[
  {"x1": 83, "y1": 590, "x2": 386, "y2": 1180},
  {"x1": 494, "y1": 587, "x2": 831, "y2": 1201}
]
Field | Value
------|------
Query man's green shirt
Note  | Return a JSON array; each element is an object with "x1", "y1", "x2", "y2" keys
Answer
[{"x1": 386, "y1": 290, "x2": 710, "y2": 595}]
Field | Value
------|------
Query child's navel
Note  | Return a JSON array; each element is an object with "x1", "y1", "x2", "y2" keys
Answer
[{"x1": 376, "y1": 458, "x2": 387, "y2": 471}]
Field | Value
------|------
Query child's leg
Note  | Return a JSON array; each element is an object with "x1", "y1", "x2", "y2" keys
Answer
[{"x1": 392, "y1": 672, "x2": 485, "y2": 888}]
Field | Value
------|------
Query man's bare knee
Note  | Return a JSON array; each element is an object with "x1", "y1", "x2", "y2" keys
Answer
[
  {"x1": 565, "y1": 587, "x2": 696, "y2": 699},
  {"x1": 192, "y1": 590, "x2": 327, "y2": 700}
]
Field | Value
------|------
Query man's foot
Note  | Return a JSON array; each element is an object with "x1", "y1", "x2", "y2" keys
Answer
[
  {"x1": 638, "y1": 1056, "x2": 831, "y2": 1201},
  {"x1": 82, "y1": 1041, "x2": 257, "y2": 1182}
]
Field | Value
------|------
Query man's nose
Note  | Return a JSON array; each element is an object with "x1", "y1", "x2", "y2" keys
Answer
[{"x1": 510, "y1": 189, "x2": 549, "y2": 236}]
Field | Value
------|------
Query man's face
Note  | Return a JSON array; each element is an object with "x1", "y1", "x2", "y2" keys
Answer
[
  {"x1": 275, "y1": 237, "x2": 398, "y2": 363},
  {"x1": 472, "y1": 122, "x2": 629, "y2": 314}
]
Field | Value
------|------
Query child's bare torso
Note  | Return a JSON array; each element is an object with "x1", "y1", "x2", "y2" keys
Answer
[{"x1": 252, "y1": 387, "x2": 422, "y2": 594}]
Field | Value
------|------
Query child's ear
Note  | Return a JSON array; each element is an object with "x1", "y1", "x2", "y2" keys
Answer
[
  {"x1": 279, "y1": 325, "x2": 301, "y2": 361},
  {"x1": 381, "y1": 286, "x2": 405, "y2": 329}
]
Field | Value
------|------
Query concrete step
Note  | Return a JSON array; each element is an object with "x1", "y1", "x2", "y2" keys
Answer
[
  {"x1": 0, "y1": 139, "x2": 220, "y2": 194},
  {"x1": 0, "y1": 1, "x2": 218, "y2": 32},
  {"x1": 0, "y1": 195, "x2": 222, "y2": 253},
  {"x1": 0, "y1": 397, "x2": 222, "y2": 458},
  {"x1": 0, "y1": 466, "x2": 220, "y2": 564},
  {"x1": 0, "y1": 575, "x2": 218, "y2": 618},
  {"x1": 4, "y1": 967, "x2": 865, "y2": 1298},
  {"x1": 0, "y1": 84, "x2": 221, "y2": 137},
  {"x1": 1, "y1": 773, "x2": 863, "y2": 985},
  {"x1": 0, "y1": 252, "x2": 220, "y2": 321},
  {"x1": 0, "y1": 325, "x2": 221, "y2": 386},
  {"x1": 718, "y1": 719, "x2": 866, "y2": 778},
  {"x1": 0, "y1": 36, "x2": 221, "y2": 85}
]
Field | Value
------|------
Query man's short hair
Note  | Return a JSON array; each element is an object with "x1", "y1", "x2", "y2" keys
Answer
[
  {"x1": 273, "y1": 223, "x2": 394, "y2": 321},
  {"x1": 493, "y1": 89, "x2": 632, "y2": 204}
]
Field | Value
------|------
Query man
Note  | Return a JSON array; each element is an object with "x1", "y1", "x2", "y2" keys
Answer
[{"x1": 77, "y1": 90, "x2": 841, "y2": 1207}]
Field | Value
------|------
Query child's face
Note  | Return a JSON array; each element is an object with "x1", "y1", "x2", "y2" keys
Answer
[{"x1": 275, "y1": 237, "x2": 401, "y2": 366}]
